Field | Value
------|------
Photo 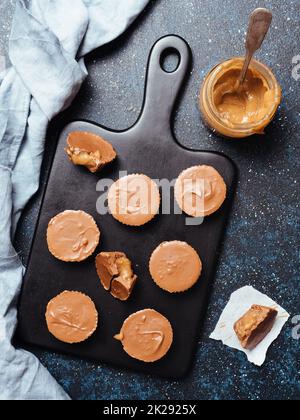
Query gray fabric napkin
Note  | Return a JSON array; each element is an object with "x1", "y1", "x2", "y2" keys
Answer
[{"x1": 0, "y1": 0, "x2": 149, "y2": 400}]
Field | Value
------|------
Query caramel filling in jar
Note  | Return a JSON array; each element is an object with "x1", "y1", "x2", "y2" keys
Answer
[{"x1": 199, "y1": 58, "x2": 282, "y2": 139}]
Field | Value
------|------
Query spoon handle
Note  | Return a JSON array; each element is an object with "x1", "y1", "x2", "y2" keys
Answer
[
  {"x1": 238, "y1": 51, "x2": 253, "y2": 87},
  {"x1": 238, "y1": 8, "x2": 273, "y2": 86}
]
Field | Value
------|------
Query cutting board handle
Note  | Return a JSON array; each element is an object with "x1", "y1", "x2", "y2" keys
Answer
[{"x1": 136, "y1": 35, "x2": 191, "y2": 135}]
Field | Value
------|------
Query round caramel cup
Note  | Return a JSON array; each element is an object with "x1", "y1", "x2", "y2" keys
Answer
[
  {"x1": 47, "y1": 210, "x2": 100, "y2": 262},
  {"x1": 115, "y1": 309, "x2": 173, "y2": 363},
  {"x1": 175, "y1": 165, "x2": 227, "y2": 218},
  {"x1": 66, "y1": 131, "x2": 116, "y2": 173},
  {"x1": 108, "y1": 174, "x2": 160, "y2": 227},
  {"x1": 149, "y1": 241, "x2": 202, "y2": 293},
  {"x1": 46, "y1": 291, "x2": 98, "y2": 344}
]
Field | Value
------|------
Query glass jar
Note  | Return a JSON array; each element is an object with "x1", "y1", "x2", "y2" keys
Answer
[{"x1": 199, "y1": 57, "x2": 282, "y2": 139}]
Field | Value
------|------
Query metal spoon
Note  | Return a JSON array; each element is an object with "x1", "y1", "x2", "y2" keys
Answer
[{"x1": 236, "y1": 8, "x2": 273, "y2": 90}]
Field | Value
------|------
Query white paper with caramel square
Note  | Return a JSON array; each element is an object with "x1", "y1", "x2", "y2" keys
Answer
[{"x1": 210, "y1": 286, "x2": 290, "y2": 366}]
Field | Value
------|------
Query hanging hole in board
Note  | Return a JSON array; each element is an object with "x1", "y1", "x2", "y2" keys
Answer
[{"x1": 160, "y1": 48, "x2": 181, "y2": 73}]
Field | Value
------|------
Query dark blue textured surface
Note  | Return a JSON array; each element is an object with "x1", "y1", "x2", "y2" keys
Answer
[{"x1": 1, "y1": 0, "x2": 299, "y2": 400}]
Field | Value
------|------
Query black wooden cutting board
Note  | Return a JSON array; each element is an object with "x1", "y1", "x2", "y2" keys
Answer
[{"x1": 18, "y1": 36, "x2": 237, "y2": 378}]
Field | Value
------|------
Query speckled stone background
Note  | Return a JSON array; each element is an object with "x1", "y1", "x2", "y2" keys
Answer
[{"x1": 1, "y1": 0, "x2": 299, "y2": 400}]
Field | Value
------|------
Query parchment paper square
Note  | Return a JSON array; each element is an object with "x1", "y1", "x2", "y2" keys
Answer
[{"x1": 210, "y1": 286, "x2": 290, "y2": 366}]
